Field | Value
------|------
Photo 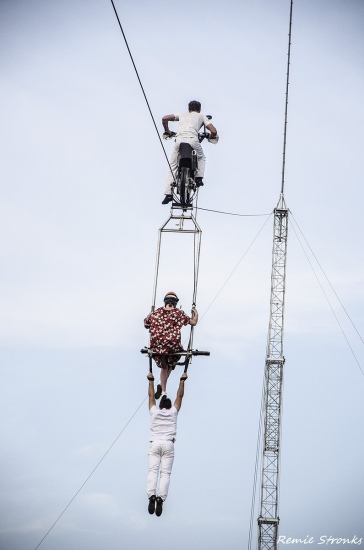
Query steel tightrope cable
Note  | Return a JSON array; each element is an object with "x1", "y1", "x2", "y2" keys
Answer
[{"x1": 109, "y1": 0, "x2": 175, "y2": 181}]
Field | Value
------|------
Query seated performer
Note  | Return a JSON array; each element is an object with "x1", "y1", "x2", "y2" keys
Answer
[{"x1": 144, "y1": 291, "x2": 198, "y2": 398}]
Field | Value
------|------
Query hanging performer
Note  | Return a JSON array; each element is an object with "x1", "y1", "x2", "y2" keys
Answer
[
  {"x1": 144, "y1": 292, "x2": 198, "y2": 398},
  {"x1": 146, "y1": 371, "x2": 187, "y2": 517},
  {"x1": 162, "y1": 100, "x2": 218, "y2": 204}
]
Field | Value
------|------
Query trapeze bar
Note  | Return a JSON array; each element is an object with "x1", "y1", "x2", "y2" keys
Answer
[{"x1": 140, "y1": 348, "x2": 210, "y2": 357}]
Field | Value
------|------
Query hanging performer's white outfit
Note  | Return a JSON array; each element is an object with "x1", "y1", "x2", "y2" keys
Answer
[
  {"x1": 164, "y1": 111, "x2": 212, "y2": 195},
  {"x1": 147, "y1": 405, "x2": 178, "y2": 501}
]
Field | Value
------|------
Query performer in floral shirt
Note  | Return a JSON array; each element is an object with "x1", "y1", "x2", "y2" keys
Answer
[{"x1": 144, "y1": 291, "x2": 198, "y2": 398}]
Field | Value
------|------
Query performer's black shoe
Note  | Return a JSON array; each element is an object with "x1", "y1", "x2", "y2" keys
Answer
[
  {"x1": 195, "y1": 177, "x2": 204, "y2": 187},
  {"x1": 162, "y1": 194, "x2": 173, "y2": 204},
  {"x1": 154, "y1": 384, "x2": 162, "y2": 399},
  {"x1": 148, "y1": 495, "x2": 156, "y2": 514},
  {"x1": 155, "y1": 497, "x2": 163, "y2": 517}
]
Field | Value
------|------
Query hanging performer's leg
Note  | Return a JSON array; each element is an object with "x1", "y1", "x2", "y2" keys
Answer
[
  {"x1": 157, "y1": 441, "x2": 175, "y2": 501},
  {"x1": 147, "y1": 442, "x2": 163, "y2": 499}
]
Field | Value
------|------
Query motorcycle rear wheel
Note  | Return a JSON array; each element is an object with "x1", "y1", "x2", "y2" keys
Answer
[{"x1": 179, "y1": 167, "x2": 190, "y2": 206}]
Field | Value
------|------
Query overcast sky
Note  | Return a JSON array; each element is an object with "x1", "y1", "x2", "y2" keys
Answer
[{"x1": 1, "y1": 1, "x2": 364, "y2": 549}]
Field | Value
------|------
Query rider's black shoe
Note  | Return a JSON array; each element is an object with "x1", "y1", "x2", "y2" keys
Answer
[
  {"x1": 195, "y1": 178, "x2": 204, "y2": 187},
  {"x1": 162, "y1": 194, "x2": 173, "y2": 204}
]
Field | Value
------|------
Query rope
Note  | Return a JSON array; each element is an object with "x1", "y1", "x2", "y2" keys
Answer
[
  {"x1": 281, "y1": 0, "x2": 294, "y2": 195},
  {"x1": 291, "y1": 213, "x2": 364, "y2": 347},
  {"x1": 290, "y1": 217, "x2": 364, "y2": 378},
  {"x1": 35, "y1": 213, "x2": 272, "y2": 547},
  {"x1": 198, "y1": 214, "x2": 272, "y2": 322},
  {"x1": 197, "y1": 206, "x2": 271, "y2": 217},
  {"x1": 109, "y1": 0, "x2": 175, "y2": 182},
  {"x1": 248, "y1": 379, "x2": 265, "y2": 550},
  {"x1": 33, "y1": 394, "x2": 148, "y2": 550}
]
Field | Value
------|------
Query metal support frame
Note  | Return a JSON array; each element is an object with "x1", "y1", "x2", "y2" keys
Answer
[
  {"x1": 151, "y1": 206, "x2": 202, "y2": 312},
  {"x1": 258, "y1": 197, "x2": 288, "y2": 550},
  {"x1": 145, "y1": 205, "x2": 204, "y2": 373}
]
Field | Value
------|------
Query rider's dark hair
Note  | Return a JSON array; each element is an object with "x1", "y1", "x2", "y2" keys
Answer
[
  {"x1": 159, "y1": 395, "x2": 172, "y2": 410},
  {"x1": 188, "y1": 100, "x2": 201, "y2": 113}
]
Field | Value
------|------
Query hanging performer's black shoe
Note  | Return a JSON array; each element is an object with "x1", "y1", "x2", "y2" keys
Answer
[
  {"x1": 162, "y1": 194, "x2": 173, "y2": 204},
  {"x1": 155, "y1": 497, "x2": 163, "y2": 517},
  {"x1": 195, "y1": 177, "x2": 204, "y2": 187},
  {"x1": 148, "y1": 495, "x2": 156, "y2": 514},
  {"x1": 154, "y1": 384, "x2": 162, "y2": 399}
]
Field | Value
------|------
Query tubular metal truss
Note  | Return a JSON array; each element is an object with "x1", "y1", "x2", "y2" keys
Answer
[
  {"x1": 147, "y1": 205, "x2": 202, "y2": 373},
  {"x1": 258, "y1": 199, "x2": 288, "y2": 550},
  {"x1": 152, "y1": 205, "x2": 202, "y2": 311}
]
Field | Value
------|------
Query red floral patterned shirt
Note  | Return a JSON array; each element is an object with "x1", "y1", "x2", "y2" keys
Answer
[{"x1": 144, "y1": 307, "x2": 190, "y2": 367}]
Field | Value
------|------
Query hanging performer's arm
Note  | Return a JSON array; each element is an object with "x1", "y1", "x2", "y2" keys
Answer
[
  {"x1": 189, "y1": 307, "x2": 199, "y2": 327},
  {"x1": 174, "y1": 373, "x2": 188, "y2": 412},
  {"x1": 147, "y1": 373, "x2": 156, "y2": 410},
  {"x1": 162, "y1": 114, "x2": 177, "y2": 137}
]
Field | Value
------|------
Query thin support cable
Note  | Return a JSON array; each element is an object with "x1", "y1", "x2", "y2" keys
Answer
[
  {"x1": 182, "y1": 214, "x2": 272, "y2": 350},
  {"x1": 291, "y1": 213, "x2": 364, "y2": 346},
  {"x1": 36, "y1": 215, "x2": 271, "y2": 547},
  {"x1": 248, "y1": 380, "x2": 266, "y2": 550},
  {"x1": 290, "y1": 219, "x2": 364, "y2": 378},
  {"x1": 197, "y1": 206, "x2": 271, "y2": 217},
  {"x1": 281, "y1": 0, "x2": 294, "y2": 195},
  {"x1": 199, "y1": 214, "x2": 272, "y2": 323},
  {"x1": 109, "y1": 0, "x2": 175, "y2": 182},
  {"x1": 33, "y1": 395, "x2": 148, "y2": 550}
]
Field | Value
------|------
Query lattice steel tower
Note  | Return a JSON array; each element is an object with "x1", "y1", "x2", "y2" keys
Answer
[{"x1": 257, "y1": 1, "x2": 293, "y2": 548}]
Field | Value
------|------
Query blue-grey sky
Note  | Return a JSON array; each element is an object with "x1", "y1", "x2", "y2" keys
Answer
[{"x1": 1, "y1": 1, "x2": 363, "y2": 549}]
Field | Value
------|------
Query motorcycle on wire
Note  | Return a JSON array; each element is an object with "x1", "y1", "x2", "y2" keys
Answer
[{"x1": 163, "y1": 116, "x2": 218, "y2": 209}]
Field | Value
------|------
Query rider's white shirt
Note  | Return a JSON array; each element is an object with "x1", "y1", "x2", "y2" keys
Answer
[{"x1": 175, "y1": 112, "x2": 212, "y2": 140}]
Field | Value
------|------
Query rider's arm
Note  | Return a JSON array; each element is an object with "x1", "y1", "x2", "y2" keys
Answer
[
  {"x1": 189, "y1": 307, "x2": 198, "y2": 326},
  {"x1": 174, "y1": 373, "x2": 187, "y2": 411},
  {"x1": 206, "y1": 122, "x2": 217, "y2": 138},
  {"x1": 147, "y1": 373, "x2": 156, "y2": 410},
  {"x1": 162, "y1": 114, "x2": 176, "y2": 134}
]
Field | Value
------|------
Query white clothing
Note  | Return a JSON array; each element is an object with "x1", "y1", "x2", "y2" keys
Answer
[
  {"x1": 174, "y1": 112, "x2": 212, "y2": 140},
  {"x1": 147, "y1": 440, "x2": 174, "y2": 501},
  {"x1": 149, "y1": 405, "x2": 178, "y2": 442},
  {"x1": 164, "y1": 111, "x2": 212, "y2": 194},
  {"x1": 165, "y1": 137, "x2": 206, "y2": 194},
  {"x1": 147, "y1": 405, "x2": 178, "y2": 501}
]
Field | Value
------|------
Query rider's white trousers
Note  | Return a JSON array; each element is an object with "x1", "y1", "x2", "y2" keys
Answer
[
  {"x1": 164, "y1": 137, "x2": 206, "y2": 195},
  {"x1": 147, "y1": 439, "x2": 175, "y2": 501}
]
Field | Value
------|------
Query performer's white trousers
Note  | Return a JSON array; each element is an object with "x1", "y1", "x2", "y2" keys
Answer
[
  {"x1": 164, "y1": 138, "x2": 206, "y2": 194},
  {"x1": 147, "y1": 440, "x2": 175, "y2": 501}
]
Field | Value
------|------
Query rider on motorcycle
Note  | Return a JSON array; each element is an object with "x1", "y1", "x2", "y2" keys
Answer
[{"x1": 161, "y1": 100, "x2": 218, "y2": 205}]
